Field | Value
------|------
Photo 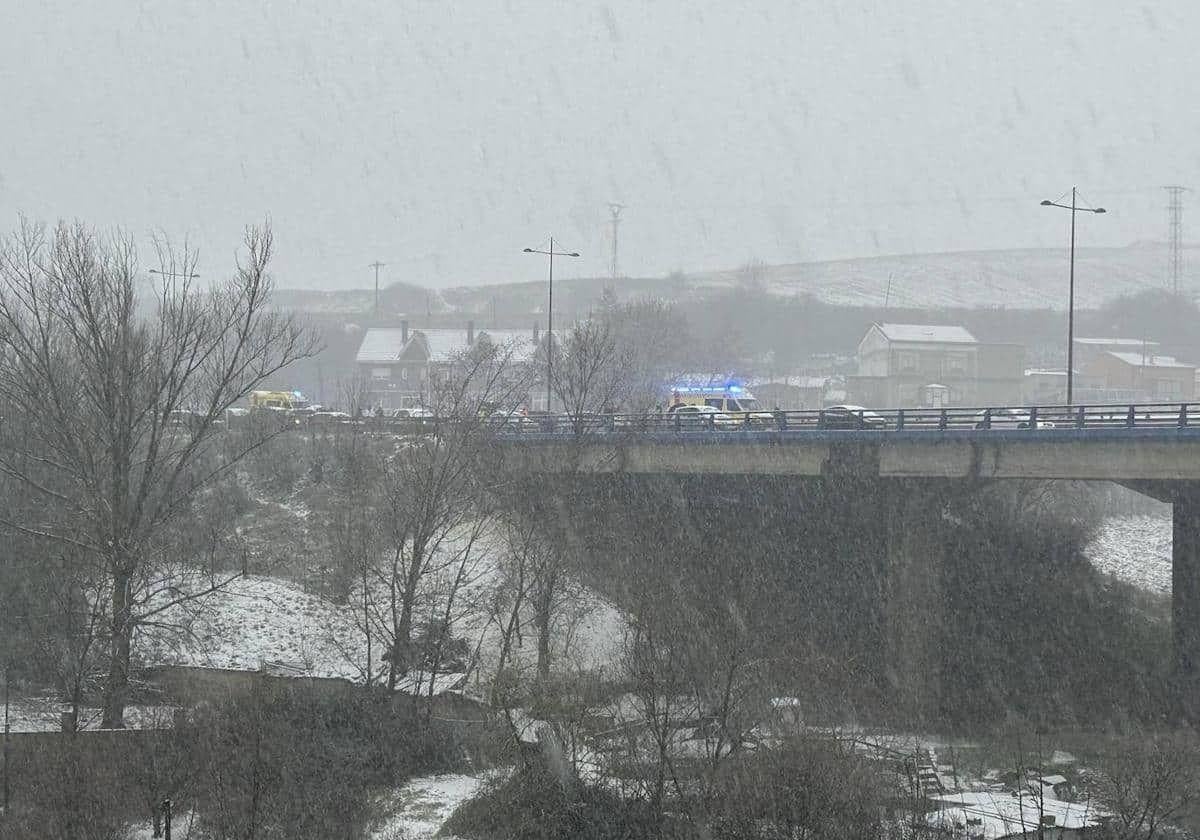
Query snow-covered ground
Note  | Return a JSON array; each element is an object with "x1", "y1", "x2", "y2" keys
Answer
[
  {"x1": 136, "y1": 529, "x2": 627, "y2": 686},
  {"x1": 119, "y1": 774, "x2": 487, "y2": 840},
  {"x1": 5, "y1": 697, "x2": 178, "y2": 732},
  {"x1": 137, "y1": 573, "x2": 369, "y2": 680},
  {"x1": 370, "y1": 773, "x2": 487, "y2": 840},
  {"x1": 1084, "y1": 515, "x2": 1172, "y2": 594}
]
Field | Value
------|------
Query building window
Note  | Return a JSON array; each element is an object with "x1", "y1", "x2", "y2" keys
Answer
[
  {"x1": 1155, "y1": 378, "x2": 1182, "y2": 399},
  {"x1": 896, "y1": 351, "x2": 918, "y2": 373},
  {"x1": 945, "y1": 352, "x2": 967, "y2": 374},
  {"x1": 401, "y1": 367, "x2": 409, "y2": 382}
]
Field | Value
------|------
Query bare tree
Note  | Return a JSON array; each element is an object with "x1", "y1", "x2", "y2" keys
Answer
[
  {"x1": 321, "y1": 423, "x2": 385, "y2": 683},
  {"x1": 371, "y1": 339, "x2": 529, "y2": 690},
  {"x1": 0, "y1": 218, "x2": 316, "y2": 726},
  {"x1": 604, "y1": 298, "x2": 691, "y2": 411},
  {"x1": 1094, "y1": 734, "x2": 1199, "y2": 840},
  {"x1": 487, "y1": 512, "x2": 588, "y2": 686},
  {"x1": 550, "y1": 317, "x2": 630, "y2": 432}
]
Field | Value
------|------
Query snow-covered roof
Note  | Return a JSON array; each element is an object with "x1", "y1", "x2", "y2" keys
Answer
[
  {"x1": 930, "y1": 791, "x2": 1101, "y2": 839},
  {"x1": 749, "y1": 376, "x2": 830, "y2": 390},
  {"x1": 1076, "y1": 337, "x2": 1160, "y2": 348},
  {"x1": 1039, "y1": 774, "x2": 1069, "y2": 786},
  {"x1": 475, "y1": 329, "x2": 543, "y2": 363},
  {"x1": 394, "y1": 670, "x2": 468, "y2": 697},
  {"x1": 356, "y1": 327, "x2": 409, "y2": 362},
  {"x1": 876, "y1": 323, "x2": 977, "y2": 344},
  {"x1": 1106, "y1": 351, "x2": 1194, "y2": 369}
]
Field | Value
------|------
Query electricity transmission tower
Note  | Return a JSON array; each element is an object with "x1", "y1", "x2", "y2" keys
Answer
[
  {"x1": 369, "y1": 261, "x2": 386, "y2": 315},
  {"x1": 1164, "y1": 186, "x2": 1188, "y2": 295},
  {"x1": 608, "y1": 203, "x2": 625, "y2": 286}
]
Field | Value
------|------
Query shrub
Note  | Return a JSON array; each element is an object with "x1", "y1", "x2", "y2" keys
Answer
[
  {"x1": 441, "y1": 762, "x2": 667, "y2": 840},
  {"x1": 183, "y1": 685, "x2": 464, "y2": 840}
]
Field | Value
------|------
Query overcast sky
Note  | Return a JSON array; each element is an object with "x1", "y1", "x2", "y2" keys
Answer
[{"x1": 2, "y1": 1, "x2": 1198, "y2": 289}]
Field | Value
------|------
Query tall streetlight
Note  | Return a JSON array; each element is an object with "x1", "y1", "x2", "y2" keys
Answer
[
  {"x1": 148, "y1": 269, "x2": 200, "y2": 279},
  {"x1": 1040, "y1": 188, "x2": 1106, "y2": 404},
  {"x1": 523, "y1": 238, "x2": 579, "y2": 412}
]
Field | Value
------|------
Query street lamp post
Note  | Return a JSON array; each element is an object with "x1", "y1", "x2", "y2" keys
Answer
[
  {"x1": 1040, "y1": 188, "x2": 1106, "y2": 404},
  {"x1": 148, "y1": 269, "x2": 200, "y2": 280},
  {"x1": 523, "y1": 238, "x2": 579, "y2": 412}
]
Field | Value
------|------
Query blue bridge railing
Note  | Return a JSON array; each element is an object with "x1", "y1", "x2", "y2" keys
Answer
[{"x1": 342, "y1": 402, "x2": 1200, "y2": 436}]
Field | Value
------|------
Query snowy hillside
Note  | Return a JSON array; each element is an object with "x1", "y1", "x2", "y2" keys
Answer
[
  {"x1": 1084, "y1": 515, "x2": 1172, "y2": 594},
  {"x1": 137, "y1": 567, "x2": 625, "y2": 684},
  {"x1": 275, "y1": 244, "x2": 1188, "y2": 319},
  {"x1": 136, "y1": 573, "x2": 369, "y2": 680},
  {"x1": 694, "y1": 245, "x2": 1187, "y2": 310}
]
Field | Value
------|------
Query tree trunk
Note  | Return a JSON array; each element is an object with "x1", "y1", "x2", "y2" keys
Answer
[
  {"x1": 102, "y1": 569, "x2": 133, "y2": 728},
  {"x1": 362, "y1": 563, "x2": 372, "y2": 686},
  {"x1": 389, "y1": 587, "x2": 417, "y2": 691},
  {"x1": 535, "y1": 588, "x2": 552, "y2": 680}
]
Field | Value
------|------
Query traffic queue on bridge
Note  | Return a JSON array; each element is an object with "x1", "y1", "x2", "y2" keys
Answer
[{"x1": 201, "y1": 384, "x2": 1200, "y2": 438}]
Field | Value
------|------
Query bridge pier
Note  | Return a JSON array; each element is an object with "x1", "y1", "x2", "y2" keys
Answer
[
  {"x1": 1174, "y1": 486, "x2": 1200, "y2": 717},
  {"x1": 884, "y1": 480, "x2": 945, "y2": 722}
]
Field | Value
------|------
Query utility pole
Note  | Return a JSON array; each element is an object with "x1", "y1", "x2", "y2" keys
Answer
[
  {"x1": 523, "y1": 238, "x2": 580, "y2": 412},
  {"x1": 369, "y1": 261, "x2": 386, "y2": 316},
  {"x1": 1040, "y1": 188, "x2": 1107, "y2": 405},
  {"x1": 608, "y1": 203, "x2": 625, "y2": 287},
  {"x1": 1165, "y1": 186, "x2": 1188, "y2": 296}
]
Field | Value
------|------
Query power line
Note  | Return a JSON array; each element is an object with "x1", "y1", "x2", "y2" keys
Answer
[{"x1": 1164, "y1": 186, "x2": 1188, "y2": 295}]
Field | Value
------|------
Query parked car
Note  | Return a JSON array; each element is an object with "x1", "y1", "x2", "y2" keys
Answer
[
  {"x1": 484, "y1": 410, "x2": 536, "y2": 431},
  {"x1": 974, "y1": 408, "x2": 1055, "y2": 429},
  {"x1": 666, "y1": 403, "x2": 741, "y2": 430},
  {"x1": 819, "y1": 405, "x2": 888, "y2": 430},
  {"x1": 391, "y1": 407, "x2": 433, "y2": 420},
  {"x1": 307, "y1": 410, "x2": 351, "y2": 425}
]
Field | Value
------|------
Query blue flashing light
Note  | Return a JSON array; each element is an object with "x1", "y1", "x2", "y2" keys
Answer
[{"x1": 293, "y1": 390, "x2": 303, "y2": 397}]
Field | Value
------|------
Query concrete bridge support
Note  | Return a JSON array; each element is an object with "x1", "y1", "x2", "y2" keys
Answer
[
  {"x1": 884, "y1": 481, "x2": 945, "y2": 722},
  {"x1": 1174, "y1": 487, "x2": 1200, "y2": 717}
]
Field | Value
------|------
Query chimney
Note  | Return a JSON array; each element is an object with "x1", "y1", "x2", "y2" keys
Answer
[
  {"x1": 400, "y1": 319, "x2": 409, "y2": 344},
  {"x1": 467, "y1": 320, "x2": 475, "y2": 345},
  {"x1": 533, "y1": 322, "x2": 540, "y2": 342}
]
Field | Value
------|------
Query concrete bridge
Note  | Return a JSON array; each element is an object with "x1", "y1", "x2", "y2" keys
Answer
[
  {"x1": 493, "y1": 403, "x2": 1200, "y2": 719},
  {"x1": 495, "y1": 426, "x2": 1200, "y2": 483}
]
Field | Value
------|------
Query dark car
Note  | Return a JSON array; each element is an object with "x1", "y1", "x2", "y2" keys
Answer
[{"x1": 818, "y1": 405, "x2": 888, "y2": 430}]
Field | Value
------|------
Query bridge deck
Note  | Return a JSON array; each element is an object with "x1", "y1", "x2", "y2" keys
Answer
[{"x1": 495, "y1": 425, "x2": 1200, "y2": 482}]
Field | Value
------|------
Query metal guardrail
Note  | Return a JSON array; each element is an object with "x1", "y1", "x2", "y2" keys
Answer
[{"x1": 318, "y1": 402, "x2": 1200, "y2": 436}]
